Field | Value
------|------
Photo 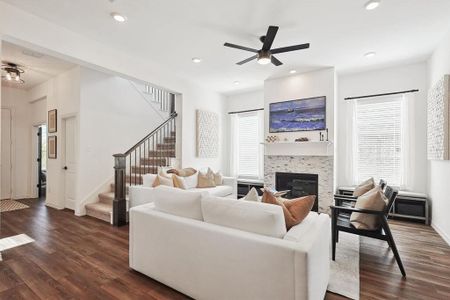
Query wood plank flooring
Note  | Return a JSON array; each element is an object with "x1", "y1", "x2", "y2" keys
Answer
[{"x1": 1, "y1": 198, "x2": 449, "y2": 300}]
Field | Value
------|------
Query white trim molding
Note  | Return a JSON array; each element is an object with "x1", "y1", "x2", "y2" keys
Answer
[{"x1": 432, "y1": 222, "x2": 450, "y2": 246}]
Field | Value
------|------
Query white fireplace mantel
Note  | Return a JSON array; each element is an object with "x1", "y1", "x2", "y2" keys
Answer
[{"x1": 262, "y1": 141, "x2": 334, "y2": 156}]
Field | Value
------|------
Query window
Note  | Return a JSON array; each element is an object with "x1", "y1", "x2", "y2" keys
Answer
[
  {"x1": 230, "y1": 111, "x2": 264, "y2": 179},
  {"x1": 354, "y1": 96, "x2": 405, "y2": 186}
]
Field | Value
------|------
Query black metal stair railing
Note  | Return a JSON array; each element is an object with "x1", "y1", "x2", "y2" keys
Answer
[{"x1": 113, "y1": 92, "x2": 176, "y2": 226}]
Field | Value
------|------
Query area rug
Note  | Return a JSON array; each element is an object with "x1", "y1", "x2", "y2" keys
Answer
[
  {"x1": 0, "y1": 199, "x2": 29, "y2": 212},
  {"x1": 328, "y1": 232, "x2": 360, "y2": 300},
  {"x1": 0, "y1": 234, "x2": 35, "y2": 252}
]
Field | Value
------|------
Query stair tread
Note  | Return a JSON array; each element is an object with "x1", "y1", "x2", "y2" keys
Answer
[{"x1": 98, "y1": 192, "x2": 129, "y2": 201}]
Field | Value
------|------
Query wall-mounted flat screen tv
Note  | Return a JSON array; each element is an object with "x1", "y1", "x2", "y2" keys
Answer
[{"x1": 269, "y1": 96, "x2": 326, "y2": 132}]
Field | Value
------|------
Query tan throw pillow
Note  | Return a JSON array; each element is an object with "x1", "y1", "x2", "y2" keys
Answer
[
  {"x1": 197, "y1": 168, "x2": 216, "y2": 188},
  {"x1": 353, "y1": 177, "x2": 375, "y2": 197},
  {"x1": 173, "y1": 172, "x2": 198, "y2": 189},
  {"x1": 213, "y1": 171, "x2": 223, "y2": 185},
  {"x1": 168, "y1": 167, "x2": 197, "y2": 177},
  {"x1": 152, "y1": 174, "x2": 174, "y2": 188},
  {"x1": 243, "y1": 187, "x2": 260, "y2": 202},
  {"x1": 350, "y1": 186, "x2": 388, "y2": 230},
  {"x1": 262, "y1": 190, "x2": 315, "y2": 230}
]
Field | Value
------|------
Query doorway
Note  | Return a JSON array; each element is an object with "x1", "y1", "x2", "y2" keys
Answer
[{"x1": 36, "y1": 124, "x2": 47, "y2": 198}]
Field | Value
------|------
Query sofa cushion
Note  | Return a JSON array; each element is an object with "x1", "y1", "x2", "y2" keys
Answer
[
  {"x1": 353, "y1": 177, "x2": 375, "y2": 197},
  {"x1": 153, "y1": 186, "x2": 206, "y2": 221},
  {"x1": 283, "y1": 212, "x2": 320, "y2": 242},
  {"x1": 188, "y1": 185, "x2": 233, "y2": 197},
  {"x1": 201, "y1": 196, "x2": 287, "y2": 238}
]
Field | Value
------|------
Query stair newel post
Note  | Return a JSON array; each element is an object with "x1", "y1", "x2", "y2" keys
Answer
[{"x1": 113, "y1": 153, "x2": 127, "y2": 226}]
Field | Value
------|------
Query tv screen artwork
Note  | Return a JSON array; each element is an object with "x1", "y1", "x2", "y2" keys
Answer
[{"x1": 269, "y1": 96, "x2": 326, "y2": 132}]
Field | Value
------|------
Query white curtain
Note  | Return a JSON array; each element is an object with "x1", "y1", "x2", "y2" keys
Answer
[
  {"x1": 344, "y1": 100, "x2": 358, "y2": 185},
  {"x1": 400, "y1": 93, "x2": 414, "y2": 190}
]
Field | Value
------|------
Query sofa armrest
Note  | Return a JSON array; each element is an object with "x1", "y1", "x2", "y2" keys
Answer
[
  {"x1": 129, "y1": 185, "x2": 155, "y2": 209},
  {"x1": 222, "y1": 176, "x2": 237, "y2": 198}
]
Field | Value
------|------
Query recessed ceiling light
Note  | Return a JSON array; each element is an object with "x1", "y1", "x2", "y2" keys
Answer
[
  {"x1": 233, "y1": 81, "x2": 240, "y2": 85},
  {"x1": 192, "y1": 57, "x2": 202, "y2": 63},
  {"x1": 364, "y1": 51, "x2": 376, "y2": 58},
  {"x1": 365, "y1": 0, "x2": 380, "y2": 10},
  {"x1": 289, "y1": 70, "x2": 297, "y2": 74},
  {"x1": 110, "y1": 12, "x2": 127, "y2": 23}
]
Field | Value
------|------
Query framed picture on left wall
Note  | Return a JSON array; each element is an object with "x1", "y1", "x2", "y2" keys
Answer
[
  {"x1": 48, "y1": 109, "x2": 57, "y2": 133},
  {"x1": 48, "y1": 136, "x2": 57, "y2": 159}
]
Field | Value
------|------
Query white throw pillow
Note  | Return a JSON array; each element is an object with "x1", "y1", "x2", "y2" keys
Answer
[
  {"x1": 153, "y1": 186, "x2": 206, "y2": 221},
  {"x1": 201, "y1": 195, "x2": 287, "y2": 238},
  {"x1": 243, "y1": 187, "x2": 260, "y2": 202},
  {"x1": 174, "y1": 172, "x2": 198, "y2": 189},
  {"x1": 142, "y1": 174, "x2": 157, "y2": 187}
]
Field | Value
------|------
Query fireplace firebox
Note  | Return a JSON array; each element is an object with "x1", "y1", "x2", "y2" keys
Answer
[{"x1": 275, "y1": 172, "x2": 319, "y2": 212}]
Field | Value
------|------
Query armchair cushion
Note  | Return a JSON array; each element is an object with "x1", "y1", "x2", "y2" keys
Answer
[
  {"x1": 353, "y1": 177, "x2": 375, "y2": 197},
  {"x1": 350, "y1": 186, "x2": 388, "y2": 230}
]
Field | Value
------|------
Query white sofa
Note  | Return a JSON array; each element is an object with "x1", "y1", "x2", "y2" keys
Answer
[
  {"x1": 129, "y1": 174, "x2": 237, "y2": 208},
  {"x1": 129, "y1": 186, "x2": 330, "y2": 300}
]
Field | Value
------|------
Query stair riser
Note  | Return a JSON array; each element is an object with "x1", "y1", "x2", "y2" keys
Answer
[
  {"x1": 110, "y1": 184, "x2": 130, "y2": 194},
  {"x1": 98, "y1": 194, "x2": 113, "y2": 205},
  {"x1": 148, "y1": 150, "x2": 175, "y2": 157},
  {"x1": 139, "y1": 158, "x2": 167, "y2": 165},
  {"x1": 126, "y1": 175, "x2": 143, "y2": 185},
  {"x1": 164, "y1": 137, "x2": 176, "y2": 143},
  {"x1": 86, "y1": 208, "x2": 111, "y2": 223},
  {"x1": 131, "y1": 166, "x2": 158, "y2": 174},
  {"x1": 156, "y1": 144, "x2": 176, "y2": 150}
]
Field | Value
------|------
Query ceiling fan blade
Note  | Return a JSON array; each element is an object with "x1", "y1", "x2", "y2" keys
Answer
[
  {"x1": 236, "y1": 55, "x2": 258, "y2": 65},
  {"x1": 271, "y1": 56, "x2": 283, "y2": 66},
  {"x1": 271, "y1": 43, "x2": 310, "y2": 54},
  {"x1": 224, "y1": 42, "x2": 258, "y2": 53},
  {"x1": 262, "y1": 26, "x2": 279, "y2": 51}
]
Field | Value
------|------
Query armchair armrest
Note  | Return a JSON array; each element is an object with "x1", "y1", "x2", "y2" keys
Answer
[
  {"x1": 330, "y1": 205, "x2": 385, "y2": 216},
  {"x1": 222, "y1": 176, "x2": 237, "y2": 198}
]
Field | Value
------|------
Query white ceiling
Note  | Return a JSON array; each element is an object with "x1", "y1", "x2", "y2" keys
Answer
[
  {"x1": 4, "y1": 0, "x2": 450, "y2": 94},
  {"x1": 1, "y1": 41, "x2": 75, "y2": 90}
]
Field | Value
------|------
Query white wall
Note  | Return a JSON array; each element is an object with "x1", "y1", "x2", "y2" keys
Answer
[
  {"x1": 263, "y1": 68, "x2": 336, "y2": 157},
  {"x1": 76, "y1": 67, "x2": 169, "y2": 214},
  {"x1": 428, "y1": 30, "x2": 450, "y2": 245},
  {"x1": 337, "y1": 62, "x2": 428, "y2": 192},
  {"x1": 225, "y1": 90, "x2": 264, "y2": 113}
]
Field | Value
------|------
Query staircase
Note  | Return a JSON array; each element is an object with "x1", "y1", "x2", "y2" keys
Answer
[{"x1": 85, "y1": 84, "x2": 177, "y2": 224}]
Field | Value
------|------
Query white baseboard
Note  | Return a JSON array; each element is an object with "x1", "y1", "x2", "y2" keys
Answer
[
  {"x1": 431, "y1": 222, "x2": 450, "y2": 246},
  {"x1": 45, "y1": 202, "x2": 65, "y2": 210}
]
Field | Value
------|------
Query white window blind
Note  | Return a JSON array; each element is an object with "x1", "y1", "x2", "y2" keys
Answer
[{"x1": 355, "y1": 97, "x2": 403, "y2": 186}]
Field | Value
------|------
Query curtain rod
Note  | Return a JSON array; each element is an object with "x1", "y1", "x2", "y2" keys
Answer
[
  {"x1": 228, "y1": 108, "x2": 264, "y2": 115},
  {"x1": 344, "y1": 89, "x2": 419, "y2": 101}
]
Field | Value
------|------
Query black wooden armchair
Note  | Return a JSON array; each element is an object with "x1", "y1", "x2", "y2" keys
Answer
[{"x1": 330, "y1": 186, "x2": 406, "y2": 277}]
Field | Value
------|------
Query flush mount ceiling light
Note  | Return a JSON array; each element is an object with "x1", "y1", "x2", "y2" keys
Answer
[
  {"x1": 233, "y1": 81, "x2": 240, "y2": 85},
  {"x1": 192, "y1": 57, "x2": 202, "y2": 63},
  {"x1": 110, "y1": 12, "x2": 127, "y2": 23},
  {"x1": 289, "y1": 70, "x2": 297, "y2": 74},
  {"x1": 364, "y1": 51, "x2": 376, "y2": 58},
  {"x1": 1, "y1": 62, "x2": 25, "y2": 84},
  {"x1": 365, "y1": 0, "x2": 381, "y2": 10}
]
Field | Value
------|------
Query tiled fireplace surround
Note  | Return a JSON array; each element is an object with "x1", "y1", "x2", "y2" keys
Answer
[{"x1": 264, "y1": 155, "x2": 334, "y2": 214}]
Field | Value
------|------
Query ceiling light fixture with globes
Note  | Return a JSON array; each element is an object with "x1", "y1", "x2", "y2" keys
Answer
[
  {"x1": 1, "y1": 62, "x2": 25, "y2": 84},
  {"x1": 365, "y1": 0, "x2": 381, "y2": 10}
]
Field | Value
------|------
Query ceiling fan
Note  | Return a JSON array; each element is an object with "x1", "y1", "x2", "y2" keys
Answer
[{"x1": 224, "y1": 25, "x2": 310, "y2": 66}]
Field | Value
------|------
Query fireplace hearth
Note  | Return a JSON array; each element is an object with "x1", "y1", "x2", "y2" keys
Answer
[{"x1": 275, "y1": 172, "x2": 319, "y2": 212}]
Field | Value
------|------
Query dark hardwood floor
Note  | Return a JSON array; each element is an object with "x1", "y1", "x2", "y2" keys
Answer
[{"x1": 1, "y1": 198, "x2": 449, "y2": 300}]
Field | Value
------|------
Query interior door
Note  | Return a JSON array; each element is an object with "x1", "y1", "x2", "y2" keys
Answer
[
  {"x1": 63, "y1": 117, "x2": 77, "y2": 210},
  {"x1": 1, "y1": 109, "x2": 12, "y2": 200}
]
